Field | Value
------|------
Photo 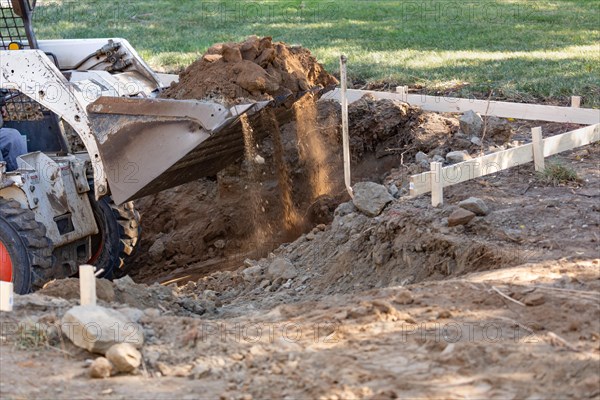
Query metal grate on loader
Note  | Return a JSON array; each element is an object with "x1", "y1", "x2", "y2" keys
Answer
[{"x1": 1, "y1": 0, "x2": 45, "y2": 121}]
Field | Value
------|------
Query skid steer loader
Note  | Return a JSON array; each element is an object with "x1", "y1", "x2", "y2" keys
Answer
[{"x1": 0, "y1": 0, "x2": 304, "y2": 294}]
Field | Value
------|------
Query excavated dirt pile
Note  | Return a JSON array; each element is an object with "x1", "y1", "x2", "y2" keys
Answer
[
  {"x1": 161, "y1": 36, "x2": 338, "y2": 103},
  {"x1": 131, "y1": 93, "x2": 458, "y2": 280}
]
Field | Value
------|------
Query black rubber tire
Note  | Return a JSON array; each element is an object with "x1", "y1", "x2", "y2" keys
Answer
[
  {"x1": 0, "y1": 198, "x2": 53, "y2": 294},
  {"x1": 88, "y1": 194, "x2": 141, "y2": 279}
]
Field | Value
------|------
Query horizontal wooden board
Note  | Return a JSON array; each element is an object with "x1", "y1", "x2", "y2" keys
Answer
[
  {"x1": 409, "y1": 123, "x2": 600, "y2": 197},
  {"x1": 321, "y1": 89, "x2": 600, "y2": 125}
]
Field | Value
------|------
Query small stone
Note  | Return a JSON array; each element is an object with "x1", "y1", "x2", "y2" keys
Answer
[
  {"x1": 388, "y1": 183, "x2": 399, "y2": 197},
  {"x1": 143, "y1": 308, "x2": 161, "y2": 318},
  {"x1": 458, "y1": 197, "x2": 490, "y2": 216},
  {"x1": 203, "y1": 290, "x2": 218, "y2": 301},
  {"x1": 394, "y1": 290, "x2": 414, "y2": 305},
  {"x1": 242, "y1": 265, "x2": 263, "y2": 283},
  {"x1": 437, "y1": 310, "x2": 453, "y2": 319},
  {"x1": 214, "y1": 239, "x2": 226, "y2": 249},
  {"x1": 202, "y1": 54, "x2": 222, "y2": 63},
  {"x1": 415, "y1": 151, "x2": 429, "y2": 164},
  {"x1": 460, "y1": 110, "x2": 484, "y2": 136},
  {"x1": 106, "y1": 343, "x2": 142, "y2": 373},
  {"x1": 470, "y1": 136, "x2": 482, "y2": 146},
  {"x1": 448, "y1": 208, "x2": 476, "y2": 227},
  {"x1": 267, "y1": 258, "x2": 297, "y2": 280},
  {"x1": 306, "y1": 232, "x2": 316, "y2": 241},
  {"x1": 253, "y1": 154, "x2": 265, "y2": 165},
  {"x1": 89, "y1": 357, "x2": 112, "y2": 379},
  {"x1": 352, "y1": 182, "x2": 394, "y2": 217},
  {"x1": 523, "y1": 292, "x2": 545, "y2": 306},
  {"x1": 148, "y1": 237, "x2": 166, "y2": 263},
  {"x1": 190, "y1": 363, "x2": 211, "y2": 379},
  {"x1": 157, "y1": 362, "x2": 193, "y2": 378},
  {"x1": 432, "y1": 155, "x2": 445, "y2": 163},
  {"x1": 446, "y1": 151, "x2": 472, "y2": 164}
]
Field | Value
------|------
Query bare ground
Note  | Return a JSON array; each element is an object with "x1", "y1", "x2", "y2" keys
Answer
[{"x1": 1, "y1": 139, "x2": 599, "y2": 399}]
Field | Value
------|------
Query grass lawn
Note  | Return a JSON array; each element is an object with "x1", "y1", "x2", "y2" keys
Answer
[{"x1": 34, "y1": 0, "x2": 600, "y2": 106}]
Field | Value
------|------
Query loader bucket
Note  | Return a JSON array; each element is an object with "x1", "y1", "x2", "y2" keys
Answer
[{"x1": 86, "y1": 96, "x2": 280, "y2": 204}]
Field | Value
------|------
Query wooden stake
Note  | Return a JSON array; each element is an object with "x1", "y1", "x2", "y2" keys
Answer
[
  {"x1": 79, "y1": 264, "x2": 97, "y2": 306},
  {"x1": 571, "y1": 96, "x2": 581, "y2": 108},
  {"x1": 395, "y1": 85, "x2": 409, "y2": 102},
  {"x1": 340, "y1": 55, "x2": 353, "y2": 198},
  {"x1": 0, "y1": 281, "x2": 13, "y2": 312},
  {"x1": 532, "y1": 127, "x2": 545, "y2": 172},
  {"x1": 430, "y1": 162, "x2": 444, "y2": 207}
]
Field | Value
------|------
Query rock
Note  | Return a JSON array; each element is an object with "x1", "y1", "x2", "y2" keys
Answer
[
  {"x1": 143, "y1": 308, "x2": 161, "y2": 318},
  {"x1": 448, "y1": 208, "x2": 476, "y2": 227},
  {"x1": 388, "y1": 183, "x2": 399, "y2": 197},
  {"x1": 432, "y1": 155, "x2": 445, "y2": 163},
  {"x1": 487, "y1": 116, "x2": 514, "y2": 145},
  {"x1": 221, "y1": 44, "x2": 242, "y2": 63},
  {"x1": 458, "y1": 197, "x2": 490, "y2": 216},
  {"x1": 352, "y1": 182, "x2": 394, "y2": 217},
  {"x1": 157, "y1": 362, "x2": 193, "y2": 378},
  {"x1": 202, "y1": 54, "x2": 222, "y2": 63},
  {"x1": 446, "y1": 151, "x2": 472, "y2": 164},
  {"x1": 148, "y1": 237, "x2": 166, "y2": 263},
  {"x1": 394, "y1": 290, "x2": 414, "y2": 305},
  {"x1": 89, "y1": 357, "x2": 113, "y2": 379},
  {"x1": 372, "y1": 243, "x2": 392, "y2": 266},
  {"x1": 242, "y1": 264, "x2": 263, "y2": 283},
  {"x1": 190, "y1": 363, "x2": 211, "y2": 379},
  {"x1": 415, "y1": 151, "x2": 429, "y2": 164},
  {"x1": 334, "y1": 202, "x2": 357, "y2": 218},
  {"x1": 470, "y1": 136, "x2": 482, "y2": 146},
  {"x1": 106, "y1": 343, "x2": 142, "y2": 373},
  {"x1": 267, "y1": 258, "x2": 297, "y2": 280},
  {"x1": 523, "y1": 292, "x2": 545, "y2": 306},
  {"x1": 62, "y1": 305, "x2": 144, "y2": 354},
  {"x1": 115, "y1": 307, "x2": 144, "y2": 324},
  {"x1": 459, "y1": 110, "x2": 483, "y2": 136},
  {"x1": 214, "y1": 239, "x2": 226, "y2": 249}
]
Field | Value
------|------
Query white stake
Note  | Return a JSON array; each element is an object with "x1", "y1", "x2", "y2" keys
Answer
[
  {"x1": 340, "y1": 55, "x2": 353, "y2": 198},
  {"x1": 395, "y1": 85, "x2": 409, "y2": 102},
  {"x1": 571, "y1": 96, "x2": 581, "y2": 108},
  {"x1": 532, "y1": 127, "x2": 545, "y2": 172},
  {"x1": 79, "y1": 265, "x2": 97, "y2": 306},
  {"x1": 430, "y1": 162, "x2": 444, "y2": 207},
  {"x1": 0, "y1": 282, "x2": 13, "y2": 312}
]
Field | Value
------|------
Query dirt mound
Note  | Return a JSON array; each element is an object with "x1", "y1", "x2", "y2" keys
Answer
[
  {"x1": 130, "y1": 95, "x2": 465, "y2": 282},
  {"x1": 161, "y1": 36, "x2": 338, "y2": 104},
  {"x1": 348, "y1": 94, "x2": 458, "y2": 159}
]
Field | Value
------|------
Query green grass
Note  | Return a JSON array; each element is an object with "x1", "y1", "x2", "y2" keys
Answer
[
  {"x1": 537, "y1": 162, "x2": 581, "y2": 186},
  {"x1": 33, "y1": 0, "x2": 600, "y2": 106}
]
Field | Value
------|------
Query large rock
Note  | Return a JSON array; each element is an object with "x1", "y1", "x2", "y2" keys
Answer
[
  {"x1": 487, "y1": 116, "x2": 514, "y2": 144},
  {"x1": 267, "y1": 258, "x2": 298, "y2": 280},
  {"x1": 62, "y1": 305, "x2": 144, "y2": 354},
  {"x1": 415, "y1": 151, "x2": 429, "y2": 164},
  {"x1": 352, "y1": 182, "x2": 394, "y2": 217},
  {"x1": 106, "y1": 343, "x2": 142, "y2": 373},
  {"x1": 446, "y1": 151, "x2": 472, "y2": 164},
  {"x1": 459, "y1": 110, "x2": 483, "y2": 136},
  {"x1": 448, "y1": 208, "x2": 476, "y2": 227},
  {"x1": 458, "y1": 197, "x2": 490, "y2": 216}
]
